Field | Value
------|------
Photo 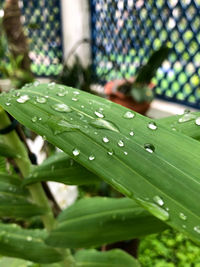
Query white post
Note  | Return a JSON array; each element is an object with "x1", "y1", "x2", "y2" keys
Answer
[{"x1": 60, "y1": 0, "x2": 91, "y2": 66}]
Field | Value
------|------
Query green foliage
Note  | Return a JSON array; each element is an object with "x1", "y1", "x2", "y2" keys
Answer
[{"x1": 138, "y1": 229, "x2": 200, "y2": 267}]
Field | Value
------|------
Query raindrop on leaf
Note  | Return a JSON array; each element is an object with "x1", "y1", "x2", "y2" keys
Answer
[
  {"x1": 123, "y1": 111, "x2": 135, "y2": 119},
  {"x1": 144, "y1": 143, "x2": 155, "y2": 153},
  {"x1": 148, "y1": 122, "x2": 157, "y2": 130}
]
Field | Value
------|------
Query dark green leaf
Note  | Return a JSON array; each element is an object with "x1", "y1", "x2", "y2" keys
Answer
[
  {"x1": 23, "y1": 152, "x2": 100, "y2": 186},
  {"x1": 0, "y1": 142, "x2": 19, "y2": 158},
  {"x1": 46, "y1": 197, "x2": 167, "y2": 248},
  {"x1": 75, "y1": 249, "x2": 140, "y2": 267},
  {"x1": 1, "y1": 84, "x2": 200, "y2": 243},
  {"x1": 0, "y1": 223, "x2": 63, "y2": 263}
]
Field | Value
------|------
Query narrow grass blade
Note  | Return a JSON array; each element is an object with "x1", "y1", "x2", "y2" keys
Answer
[
  {"x1": 23, "y1": 152, "x2": 100, "y2": 186},
  {"x1": 0, "y1": 223, "x2": 63, "y2": 263},
  {"x1": 1, "y1": 84, "x2": 200, "y2": 243},
  {"x1": 46, "y1": 197, "x2": 167, "y2": 248}
]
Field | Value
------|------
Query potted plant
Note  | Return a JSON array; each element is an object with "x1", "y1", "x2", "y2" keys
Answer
[{"x1": 104, "y1": 46, "x2": 171, "y2": 114}]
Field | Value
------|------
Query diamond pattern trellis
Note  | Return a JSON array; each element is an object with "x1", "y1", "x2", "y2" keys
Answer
[{"x1": 91, "y1": 0, "x2": 200, "y2": 109}]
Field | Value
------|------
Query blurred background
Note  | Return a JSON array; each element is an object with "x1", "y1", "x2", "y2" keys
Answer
[{"x1": 0, "y1": 0, "x2": 200, "y2": 265}]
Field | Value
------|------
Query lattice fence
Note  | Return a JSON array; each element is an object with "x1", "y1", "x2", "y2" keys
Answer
[
  {"x1": 0, "y1": 0, "x2": 63, "y2": 76},
  {"x1": 91, "y1": 0, "x2": 200, "y2": 109}
]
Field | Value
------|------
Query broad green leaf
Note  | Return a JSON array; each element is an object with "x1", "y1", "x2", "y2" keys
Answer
[
  {"x1": 0, "y1": 257, "x2": 36, "y2": 267},
  {"x1": 0, "y1": 172, "x2": 46, "y2": 218},
  {"x1": 1, "y1": 84, "x2": 200, "y2": 243},
  {"x1": 0, "y1": 156, "x2": 7, "y2": 173},
  {"x1": 0, "y1": 223, "x2": 63, "y2": 263},
  {"x1": 0, "y1": 142, "x2": 19, "y2": 158},
  {"x1": 46, "y1": 197, "x2": 167, "y2": 248},
  {"x1": 74, "y1": 249, "x2": 140, "y2": 267},
  {"x1": 158, "y1": 111, "x2": 200, "y2": 140},
  {"x1": 23, "y1": 152, "x2": 100, "y2": 186}
]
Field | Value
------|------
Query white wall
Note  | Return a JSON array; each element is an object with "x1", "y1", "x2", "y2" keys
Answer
[{"x1": 61, "y1": 0, "x2": 91, "y2": 66}]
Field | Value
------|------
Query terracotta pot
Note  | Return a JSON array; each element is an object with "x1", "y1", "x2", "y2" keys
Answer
[{"x1": 104, "y1": 79, "x2": 153, "y2": 115}]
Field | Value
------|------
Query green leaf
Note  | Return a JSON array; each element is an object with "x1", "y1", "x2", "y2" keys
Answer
[
  {"x1": 0, "y1": 223, "x2": 63, "y2": 263},
  {"x1": 45, "y1": 197, "x2": 167, "y2": 248},
  {"x1": 158, "y1": 111, "x2": 200, "y2": 140},
  {"x1": 0, "y1": 172, "x2": 46, "y2": 219},
  {"x1": 0, "y1": 156, "x2": 7, "y2": 173},
  {"x1": 0, "y1": 142, "x2": 19, "y2": 158},
  {"x1": 23, "y1": 152, "x2": 100, "y2": 186},
  {"x1": 0, "y1": 84, "x2": 200, "y2": 243},
  {"x1": 74, "y1": 249, "x2": 140, "y2": 267}
]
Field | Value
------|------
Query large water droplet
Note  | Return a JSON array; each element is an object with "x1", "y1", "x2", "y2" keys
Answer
[
  {"x1": 103, "y1": 137, "x2": 109, "y2": 143},
  {"x1": 16, "y1": 95, "x2": 30, "y2": 103},
  {"x1": 31, "y1": 116, "x2": 37, "y2": 123},
  {"x1": 195, "y1": 117, "x2": 200, "y2": 126},
  {"x1": 51, "y1": 103, "x2": 72, "y2": 113},
  {"x1": 178, "y1": 113, "x2": 196, "y2": 123},
  {"x1": 90, "y1": 119, "x2": 120, "y2": 133},
  {"x1": 148, "y1": 122, "x2": 157, "y2": 130},
  {"x1": 123, "y1": 111, "x2": 135, "y2": 119},
  {"x1": 36, "y1": 96, "x2": 47, "y2": 103},
  {"x1": 47, "y1": 117, "x2": 80, "y2": 135},
  {"x1": 179, "y1": 212, "x2": 187, "y2": 221},
  {"x1": 89, "y1": 155, "x2": 95, "y2": 161},
  {"x1": 94, "y1": 111, "x2": 104, "y2": 118},
  {"x1": 144, "y1": 144, "x2": 155, "y2": 153},
  {"x1": 136, "y1": 198, "x2": 169, "y2": 221},
  {"x1": 73, "y1": 148, "x2": 80, "y2": 156},
  {"x1": 118, "y1": 140, "x2": 124, "y2": 147},
  {"x1": 194, "y1": 225, "x2": 200, "y2": 234},
  {"x1": 153, "y1": 195, "x2": 164, "y2": 206}
]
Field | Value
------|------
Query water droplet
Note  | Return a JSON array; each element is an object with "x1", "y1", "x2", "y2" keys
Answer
[
  {"x1": 179, "y1": 212, "x2": 187, "y2": 221},
  {"x1": 94, "y1": 111, "x2": 104, "y2": 118},
  {"x1": 39, "y1": 117, "x2": 42, "y2": 121},
  {"x1": 136, "y1": 198, "x2": 169, "y2": 221},
  {"x1": 33, "y1": 81, "x2": 40, "y2": 86},
  {"x1": 31, "y1": 116, "x2": 37, "y2": 123},
  {"x1": 123, "y1": 111, "x2": 135, "y2": 119},
  {"x1": 89, "y1": 155, "x2": 95, "y2": 161},
  {"x1": 16, "y1": 95, "x2": 30, "y2": 103},
  {"x1": 124, "y1": 151, "x2": 128, "y2": 155},
  {"x1": 5, "y1": 102, "x2": 11, "y2": 106},
  {"x1": 73, "y1": 91, "x2": 80, "y2": 95},
  {"x1": 57, "y1": 91, "x2": 67, "y2": 97},
  {"x1": 90, "y1": 119, "x2": 120, "y2": 133},
  {"x1": 178, "y1": 113, "x2": 196, "y2": 123},
  {"x1": 195, "y1": 117, "x2": 200, "y2": 126},
  {"x1": 103, "y1": 137, "x2": 109, "y2": 143},
  {"x1": 118, "y1": 140, "x2": 124, "y2": 147},
  {"x1": 47, "y1": 117, "x2": 80, "y2": 135},
  {"x1": 26, "y1": 236, "x2": 33, "y2": 241},
  {"x1": 148, "y1": 122, "x2": 157, "y2": 130},
  {"x1": 36, "y1": 96, "x2": 47, "y2": 103},
  {"x1": 144, "y1": 144, "x2": 155, "y2": 153},
  {"x1": 51, "y1": 103, "x2": 72, "y2": 113},
  {"x1": 72, "y1": 97, "x2": 78, "y2": 102},
  {"x1": 107, "y1": 149, "x2": 114, "y2": 155},
  {"x1": 153, "y1": 195, "x2": 164, "y2": 206},
  {"x1": 48, "y1": 82, "x2": 56, "y2": 88},
  {"x1": 81, "y1": 105, "x2": 85, "y2": 109},
  {"x1": 73, "y1": 148, "x2": 80, "y2": 156},
  {"x1": 182, "y1": 224, "x2": 186, "y2": 228},
  {"x1": 111, "y1": 179, "x2": 133, "y2": 197},
  {"x1": 194, "y1": 225, "x2": 200, "y2": 234},
  {"x1": 129, "y1": 131, "x2": 134, "y2": 136}
]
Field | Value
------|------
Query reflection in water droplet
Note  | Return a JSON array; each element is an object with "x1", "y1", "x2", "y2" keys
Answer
[
  {"x1": 144, "y1": 144, "x2": 155, "y2": 153},
  {"x1": 194, "y1": 225, "x2": 200, "y2": 234},
  {"x1": 90, "y1": 119, "x2": 120, "y2": 133},
  {"x1": 16, "y1": 95, "x2": 30, "y2": 103},
  {"x1": 153, "y1": 195, "x2": 164, "y2": 206},
  {"x1": 129, "y1": 131, "x2": 134, "y2": 136},
  {"x1": 51, "y1": 103, "x2": 72, "y2": 112},
  {"x1": 195, "y1": 117, "x2": 200, "y2": 126},
  {"x1": 36, "y1": 96, "x2": 47, "y2": 103},
  {"x1": 123, "y1": 111, "x2": 135, "y2": 119},
  {"x1": 118, "y1": 140, "x2": 124, "y2": 147},
  {"x1": 73, "y1": 148, "x2": 80, "y2": 156},
  {"x1": 179, "y1": 212, "x2": 187, "y2": 221},
  {"x1": 136, "y1": 198, "x2": 169, "y2": 221},
  {"x1": 31, "y1": 116, "x2": 37, "y2": 122},
  {"x1": 103, "y1": 137, "x2": 109, "y2": 143},
  {"x1": 94, "y1": 111, "x2": 104, "y2": 118},
  {"x1": 148, "y1": 122, "x2": 157, "y2": 130},
  {"x1": 178, "y1": 113, "x2": 196, "y2": 123},
  {"x1": 89, "y1": 155, "x2": 95, "y2": 161}
]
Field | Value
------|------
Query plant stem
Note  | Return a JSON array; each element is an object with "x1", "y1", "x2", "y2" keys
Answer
[{"x1": 0, "y1": 108, "x2": 55, "y2": 230}]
